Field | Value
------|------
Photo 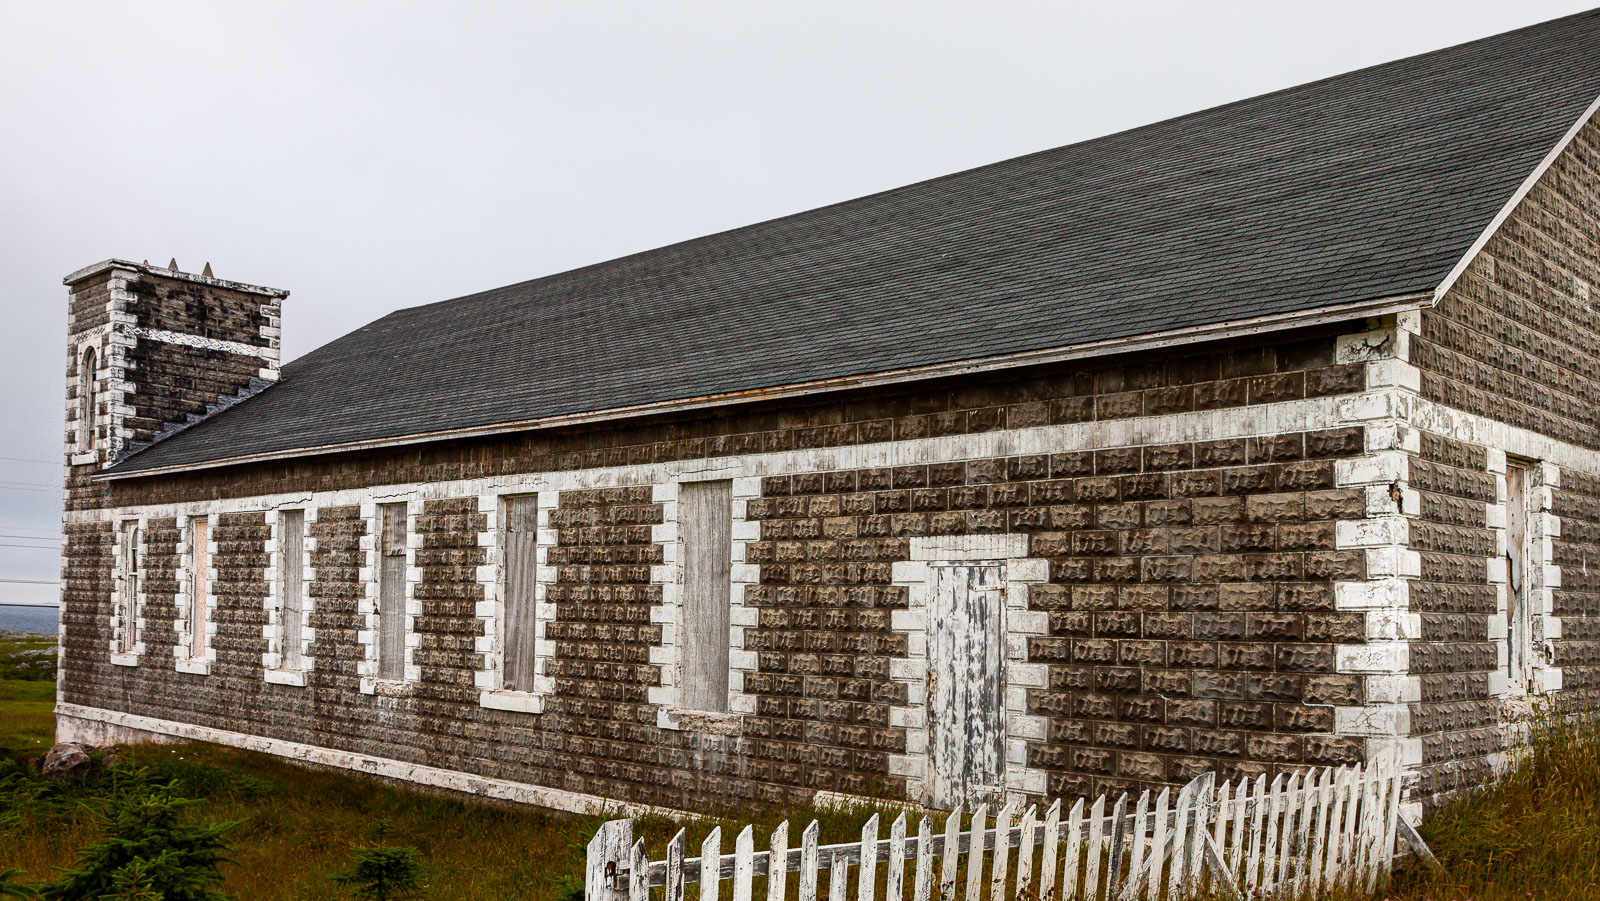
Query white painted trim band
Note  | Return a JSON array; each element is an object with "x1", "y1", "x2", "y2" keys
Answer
[{"x1": 128, "y1": 326, "x2": 274, "y2": 360}]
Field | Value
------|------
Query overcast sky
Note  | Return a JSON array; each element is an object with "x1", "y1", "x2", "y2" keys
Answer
[{"x1": 0, "y1": 1, "x2": 1590, "y2": 605}]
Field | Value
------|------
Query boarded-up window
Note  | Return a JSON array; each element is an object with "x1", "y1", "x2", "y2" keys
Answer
[
  {"x1": 189, "y1": 519, "x2": 210, "y2": 659},
  {"x1": 502, "y1": 495, "x2": 539, "y2": 692},
  {"x1": 80, "y1": 348, "x2": 97, "y2": 452},
  {"x1": 1506, "y1": 460, "x2": 1533, "y2": 690},
  {"x1": 378, "y1": 503, "x2": 408, "y2": 682},
  {"x1": 278, "y1": 510, "x2": 306, "y2": 670},
  {"x1": 680, "y1": 480, "x2": 732, "y2": 713},
  {"x1": 120, "y1": 523, "x2": 141, "y2": 653}
]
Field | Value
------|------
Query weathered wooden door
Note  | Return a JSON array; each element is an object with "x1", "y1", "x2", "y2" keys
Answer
[{"x1": 927, "y1": 563, "x2": 1005, "y2": 809}]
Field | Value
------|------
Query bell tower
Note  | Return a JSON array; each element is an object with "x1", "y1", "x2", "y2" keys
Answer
[{"x1": 63, "y1": 259, "x2": 289, "y2": 470}]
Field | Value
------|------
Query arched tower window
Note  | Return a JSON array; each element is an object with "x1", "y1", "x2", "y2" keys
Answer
[{"x1": 79, "y1": 347, "x2": 97, "y2": 452}]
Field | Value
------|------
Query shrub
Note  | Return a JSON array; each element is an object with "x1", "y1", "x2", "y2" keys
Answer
[
  {"x1": 329, "y1": 820, "x2": 427, "y2": 901},
  {"x1": 39, "y1": 780, "x2": 236, "y2": 901}
]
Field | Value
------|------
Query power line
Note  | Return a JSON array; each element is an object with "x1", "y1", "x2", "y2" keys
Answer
[
  {"x1": 0, "y1": 535, "x2": 58, "y2": 542},
  {"x1": 0, "y1": 578, "x2": 58, "y2": 585},
  {"x1": 0, "y1": 543, "x2": 58, "y2": 550},
  {"x1": 0, "y1": 525, "x2": 60, "y2": 535},
  {"x1": 0, "y1": 480, "x2": 60, "y2": 489},
  {"x1": 0, "y1": 456, "x2": 57, "y2": 466}
]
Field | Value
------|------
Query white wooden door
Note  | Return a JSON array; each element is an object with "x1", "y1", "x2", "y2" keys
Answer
[{"x1": 927, "y1": 562, "x2": 1006, "y2": 809}]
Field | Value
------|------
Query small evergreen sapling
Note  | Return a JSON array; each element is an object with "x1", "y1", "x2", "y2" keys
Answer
[
  {"x1": 0, "y1": 869, "x2": 39, "y2": 899},
  {"x1": 40, "y1": 780, "x2": 236, "y2": 901},
  {"x1": 329, "y1": 820, "x2": 426, "y2": 901}
]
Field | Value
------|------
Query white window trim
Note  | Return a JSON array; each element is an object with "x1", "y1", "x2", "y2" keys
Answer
[
  {"x1": 887, "y1": 534, "x2": 1051, "y2": 805},
  {"x1": 172, "y1": 512, "x2": 219, "y2": 675},
  {"x1": 109, "y1": 515, "x2": 147, "y2": 666},
  {"x1": 262, "y1": 505, "x2": 316, "y2": 686},
  {"x1": 70, "y1": 336, "x2": 109, "y2": 466},
  {"x1": 1487, "y1": 454, "x2": 1562, "y2": 698},
  {"x1": 76, "y1": 344, "x2": 96, "y2": 454},
  {"x1": 649, "y1": 474, "x2": 761, "y2": 733},
  {"x1": 359, "y1": 496, "x2": 421, "y2": 694},
  {"x1": 474, "y1": 488, "x2": 558, "y2": 714}
]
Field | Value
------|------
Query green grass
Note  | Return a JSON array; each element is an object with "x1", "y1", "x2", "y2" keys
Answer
[{"x1": 0, "y1": 634, "x2": 57, "y2": 683}]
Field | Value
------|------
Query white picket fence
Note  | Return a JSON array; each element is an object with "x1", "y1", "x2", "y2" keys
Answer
[{"x1": 586, "y1": 752, "x2": 1439, "y2": 901}]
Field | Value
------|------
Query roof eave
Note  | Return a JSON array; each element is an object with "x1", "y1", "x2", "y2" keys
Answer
[{"x1": 95, "y1": 288, "x2": 1432, "y2": 482}]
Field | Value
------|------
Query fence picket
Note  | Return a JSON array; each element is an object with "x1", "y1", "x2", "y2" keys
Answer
[
  {"x1": 770, "y1": 823, "x2": 790, "y2": 901},
  {"x1": 1063, "y1": 798, "x2": 1084, "y2": 901},
  {"x1": 1362, "y1": 759, "x2": 1389, "y2": 893},
  {"x1": 667, "y1": 830, "x2": 687, "y2": 901},
  {"x1": 966, "y1": 804, "x2": 988, "y2": 901},
  {"x1": 631, "y1": 839, "x2": 651, "y2": 901},
  {"x1": 1381, "y1": 754, "x2": 1403, "y2": 879},
  {"x1": 860, "y1": 814, "x2": 880, "y2": 901},
  {"x1": 1145, "y1": 788, "x2": 1169, "y2": 901},
  {"x1": 734, "y1": 827, "x2": 755, "y2": 901},
  {"x1": 1082, "y1": 794, "x2": 1106, "y2": 901},
  {"x1": 1226, "y1": 778, "x2": 1247, "y2": 885},
  {"x1": 1275, "y1": 772, "x2": 1299, "y2": 891},
  {"x1": 703, "y1": 829, "x2": 723, "y2": 901},
  {"x1": 1262, "y1": 774, "x2": 1285, "y2": 894},
  {"x1": 1122, "y1": 791, "x2": 1148, "y2": 901},
  {"x1": 940, "y1": 809, "x2": 962, "y2": 900},
  {"x1": 1324, "y1": 767, "x2": 1349, "y2": 888},
  {"x1": 830, "y1": 848, "x2": 849, "y2": 901},
  {"x1": 1208, "y1": 779, "x2": 1230, "y2": 895},
  {"x1": 1106, "y1": 793, "x2": 1128, "y2": 901},
  {"x1": 1245, "y1": 774, "x2": 1266, "y2": 893},
  {"x1": 913, "y1": 816, "x2": 933, "y2": 901},
  {"x1": 888, "y1": 814, "x2": 907, "y2": 901},
  {"x1": 991, "y1": 803, "x2": 1015, "y2": 901},
  {"x1": 1356, "y1": 762, "x2": 1376, "y2": 885},
  {"x1": 1040, "y1": 800, "x2": 1061, "y2": 901},
  {"x1": 1294, "y1": 769, "x2": 1318, "y2": 897},
  {"x1": 1017, "y1": 806, "x2": 1037, "y2": 897},
  {"x1": 801, "y1": 821, "x2": 820, "y2": 901},
  {"x1": 1166, "y1": 780, "x2": 1194, "y2": 901},
  {"x1": 1187, "y1": 775, "x2": 1212, "y2": 897},
  {"x1": 1341, "y1": 764, "x2": 1367, "y2": 888},
  {"x1": 1309, "y1": 768, "x2": 1331, "y2": 896}
]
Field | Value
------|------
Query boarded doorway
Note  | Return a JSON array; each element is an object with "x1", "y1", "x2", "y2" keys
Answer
[{"x1": 926, "y1": 562, "x2": 1006, "y2": 809}]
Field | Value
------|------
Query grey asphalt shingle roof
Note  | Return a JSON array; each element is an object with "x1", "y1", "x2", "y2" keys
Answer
[{"x1": 107, "y1": 9, "x2": 1600, "y2": 476}]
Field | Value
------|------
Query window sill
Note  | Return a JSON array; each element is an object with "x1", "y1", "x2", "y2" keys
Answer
[
  {"x1": 360, "y1": 678, "x2": 414, "y2": 697},
  {"x1": 658, "y1": 707, "x2": 742, "y2": 734},
  {"x1": 110, "y1": 653, "x2": 140, "y2": 668},
  {"x1": 264, "y1": 669, "x2": 307, "y2": 686},
  {"x1": 479, "y1": 690, "x2": 545, "y2": 714},
  {"x1": 175, "y1": 658, "x2": 211, "y2": 676},
  {"x1": 71, "y1": 452, "x2": 98, "y2": 466}
]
